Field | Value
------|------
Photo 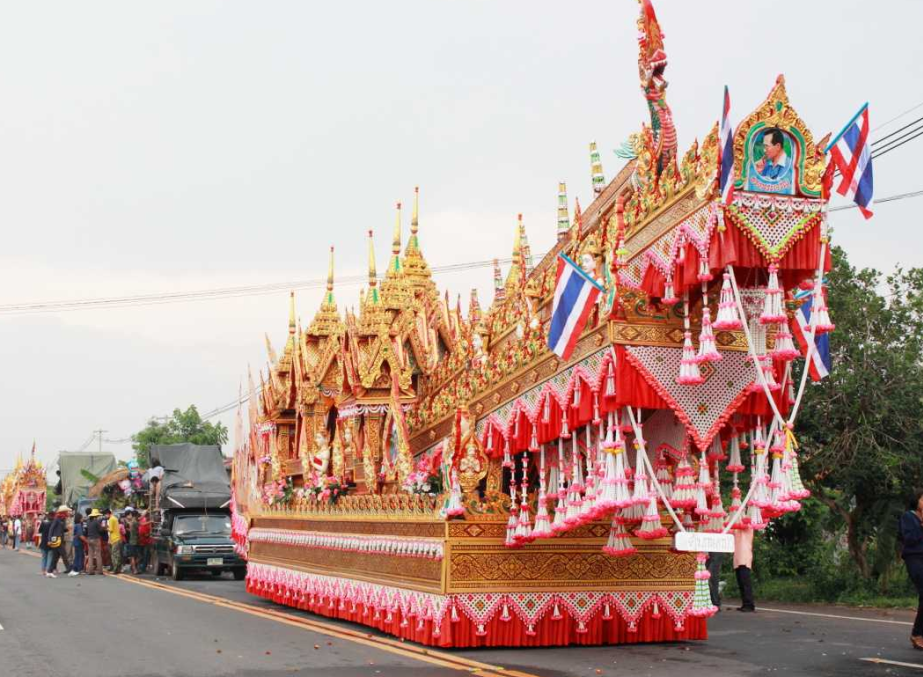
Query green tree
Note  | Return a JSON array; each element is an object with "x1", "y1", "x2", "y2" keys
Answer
[
  {"x1": 132, "y1": 405, "x2": 229, "y2": 469},
  {"x1": 798, "y1": 246, "x2": 923, "y2": 581}
]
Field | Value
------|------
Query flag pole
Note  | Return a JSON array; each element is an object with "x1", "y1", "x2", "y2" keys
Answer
[{"x1": 825, "y1": 102, "x2": 869, "y2": 153}]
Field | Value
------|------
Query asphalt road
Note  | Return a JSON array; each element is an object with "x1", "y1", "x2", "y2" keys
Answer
[{"x1": 2, "y1": 546, "x2": 922, "y2": 677}]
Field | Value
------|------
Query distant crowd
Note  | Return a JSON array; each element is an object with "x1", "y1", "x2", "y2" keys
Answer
[{"x1": 1, "y1": 505, "x2": 152, "y2": 577}]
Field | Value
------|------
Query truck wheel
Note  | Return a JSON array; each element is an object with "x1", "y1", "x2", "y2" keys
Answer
[
  {"x1": 171, "y1": 561, "x2": 184, "y2": 581},
  {"x1": 233, "y1": 567, "x2": 246, "y2": 581}
]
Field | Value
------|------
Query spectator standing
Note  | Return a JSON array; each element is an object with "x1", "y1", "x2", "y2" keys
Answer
[
  {"x1": 45, "y1": 507, "x2": 71, "y2": 578},
  {"x1": 0, "y1": 517, "x2": 8, "y2": 548},
  {"x1": 85, "y1": 509, "x2": 103, "y2": 575},
  {"x1": 12, "y1": 516, "x2": 21, "y2": 550},
  {"x1": 734, "y1": 526, "x2": 756, "y2": 612},
  {"x1": 24, "y1": 516, "x2": 34, "y2": 549},
  {"x1": 138, "y1": 511, "x2": 152, "y2": 574},
  {"x1": 38, "y1": 512, "x2": 52, "y2": 574},
  {"x1": 108, "y1": 509, "x2": 123, "y2": 574},
  {"x1": 69, "y1": 513, "x2": 86, "y2": 576},
  {"x1": 127, "y1": 510, "x2": 140, "y2": 575},
  {"x1": 899, "y1": 490, "x2": 923, "y2": 650}
]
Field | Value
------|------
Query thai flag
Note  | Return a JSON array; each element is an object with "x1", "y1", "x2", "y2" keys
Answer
[
  {"x1": 548, "y1": 254, "x2": 604, "y2": 361},
  {"x1": 791, "y1": 295, "x2": 831, "y2": 381},
  {"x1": 826, "y1": 104, "x2": 873, "y2": 219},
  {"x1": 718, "y1": 86, "x2": 735, "y2": 205}
]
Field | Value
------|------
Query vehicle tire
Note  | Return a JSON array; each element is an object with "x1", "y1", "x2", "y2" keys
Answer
[
  {"x1": 211, "y1": 569, "x2": 222, "y2": 577},
  {"x1": 171, "y1": 561, "x2": 184, "y2": 581},
  {"x1": 232, "y1": 567, "x2": 246, "y2": 581}
]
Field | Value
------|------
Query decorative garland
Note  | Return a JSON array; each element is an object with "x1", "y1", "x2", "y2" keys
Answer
[{"x1": 249, "y1": 528, "x2": 444, "y2": 560}]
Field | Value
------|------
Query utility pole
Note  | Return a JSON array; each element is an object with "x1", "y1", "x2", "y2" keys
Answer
[{"x1": 93, "y1": 429, "x2": 108, "y2": 453}]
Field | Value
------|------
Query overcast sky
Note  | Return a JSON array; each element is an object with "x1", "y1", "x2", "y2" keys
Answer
[{"x1": 1, "y1": 0, "x2": 921, "y2": 474}]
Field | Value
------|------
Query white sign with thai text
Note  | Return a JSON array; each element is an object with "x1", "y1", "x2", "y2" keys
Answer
[{"x1": 674, "y1": 531, "x2": 735, "y2": 553}]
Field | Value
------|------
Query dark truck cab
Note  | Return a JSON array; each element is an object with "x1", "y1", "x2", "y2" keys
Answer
[{"x1": 148, "y1": 443, "x2": 244, "y2": 581}]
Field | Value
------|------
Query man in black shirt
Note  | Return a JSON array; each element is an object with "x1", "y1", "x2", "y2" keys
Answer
[
  {"x1": 38, "y1": 512, "x2": 52, "y2": 574},
  {"x1": 85, "y1": 508, "x2": 104, "y2": 575}
]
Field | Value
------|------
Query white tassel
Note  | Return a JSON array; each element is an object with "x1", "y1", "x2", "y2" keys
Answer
[
  {"x1": 726, "y1": 435, "x2": 744, "y2": 473},
  {"x1": 602, "y1": 517, "x2": 637, "y2": 557},
  {"x1": 677, "y1": 331, "x2": 704, "y2": 384},
  {"x1": 714, "y1": 273, "x2": 742, "y2": 330},
  {"x1": 771, "y1": 323, "x2": 799, "y2": 361},
  {"x1": 760, "y1": 264, "x2": 786, "y2": 324},
  {"x1": 696, "y1": 306, "x2": 722, "y2": 363},
  {"x1": 694, "y1": 451, "x2": 712, "y2": 516},
  {"x1": 515, "y1": 453, "x2": 533, "y2": 542}
]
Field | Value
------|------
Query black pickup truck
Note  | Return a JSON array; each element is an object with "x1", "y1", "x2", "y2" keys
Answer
[{"x1": 148, "y1": 444, "x2": 244, "y2": 581}]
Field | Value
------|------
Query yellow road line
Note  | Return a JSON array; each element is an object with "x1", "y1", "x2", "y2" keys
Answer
[
  {"x1": 860, "y1": 657, "x2": 923, "y2": 670},
  {"x1": 9, "y1": 548, "x2": 538, "y2": 676},
  {"x1": 112, "y1": 572, "x2": 539, "y2": 677}
]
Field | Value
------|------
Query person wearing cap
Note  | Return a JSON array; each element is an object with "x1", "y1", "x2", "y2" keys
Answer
[{"x1": 85, "y1": 508, "x2": 103, "y2": 575}]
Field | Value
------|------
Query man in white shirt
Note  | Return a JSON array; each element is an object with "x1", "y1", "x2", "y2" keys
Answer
[{"x1": 12, "y1": 517, "x2": 22, "y2": 550}]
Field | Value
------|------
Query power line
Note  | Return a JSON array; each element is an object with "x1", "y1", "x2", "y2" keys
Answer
[
  {"x1": 872, "y1": 126, "x2": 923, "y2": 161},
  {"x1": 0, "y1": 256, "x2": 517, "y2": 316},
  {"x1": 872, "y1": 116, "x2": 923, "y2": 147},
  {"x1": 829, "y1": 188, "x2": 923, "y2": 212},
  {"x1": 872, "y1": 101, "x2": 923, "y2": 133}
]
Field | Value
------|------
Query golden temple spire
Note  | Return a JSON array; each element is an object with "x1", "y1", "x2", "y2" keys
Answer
[
  {"x1": 308, "y1": 246, "x2": 343, "y2": 337},
  {"x1": 492, "y1": 258, "x2": 505, "y2": 305},
  {"x1": 366, "y1": 229, "x2": 380, "y2": 305},
  {"x1": 402, "y1": 186, "x2": 432, "y2": 288},
  {"x1": 504, "y1": 214, "x2": 526, "y2": 292},
  {"x1": 288, "y1": 292, "x2": 296, "y2": 335},
  {"x1": 389, "y1": 202, "x2": 402, "y2": 276},
  {"x1": 326, "y1": 246, "x2": 335, "y2": 304}
]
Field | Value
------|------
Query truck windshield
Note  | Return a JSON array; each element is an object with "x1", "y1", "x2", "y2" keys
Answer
[{"x1": 173, "y1": 515, "x2": 231, "y2": 536}]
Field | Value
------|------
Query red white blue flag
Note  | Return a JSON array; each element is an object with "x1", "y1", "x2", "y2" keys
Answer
[
  {"x1": 826, "y1": 103, "x2": 874, "y2": 219},
  {"x1": 548, "y1": 254, "x2": 604, "y2": 361},
  {"x1": 791, "y1": 295, "x2": 831, "y2": 381},
  {"x1": 718, "y1": 85, "x2": 735, "y2": 205}
]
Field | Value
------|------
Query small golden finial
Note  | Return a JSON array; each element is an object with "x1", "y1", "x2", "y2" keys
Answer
[
  {"x1": 288, "y1": 291, "x2": 296, "y2": 335},
  {"x1": 392, "y1": 202, "x2": 402, "y2": 256},
  {"x1": 368, "y1": 230, "x2": 377, "y2": 285},
  {"x1": 411, "y1": 187, "x2": 419, "y2": 237},
  {"x1": 327, "y1": 246, "x2": 335, "y2": 293}
]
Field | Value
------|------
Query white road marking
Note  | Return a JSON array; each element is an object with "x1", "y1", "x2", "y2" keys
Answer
[
  {"x1": 0, "y1": 622, "x2": 4, "y2": 630},
  {"x1": 756, "y1": 606, "x2": 913, "y2": 626},
  {"x1": 860, "y1": 657, "x2": 923, "y2": 670}
]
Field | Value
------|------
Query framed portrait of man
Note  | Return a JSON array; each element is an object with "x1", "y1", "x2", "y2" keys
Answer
[{"x1": 745, "y1": 126, "x2": 796, "y2": 195}]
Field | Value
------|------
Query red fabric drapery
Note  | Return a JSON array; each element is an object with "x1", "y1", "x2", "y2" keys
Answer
[{"x1": 247, "y1": 577, "x2": 707, "y2": 648}]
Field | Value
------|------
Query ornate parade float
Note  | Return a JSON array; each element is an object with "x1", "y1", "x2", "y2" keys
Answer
[
  {"x1": 1, "y1": 445, "x2": 46, "y2": 524},
  {"x1": 231, "y1": 0, "x2": 836, "y2": 648}
]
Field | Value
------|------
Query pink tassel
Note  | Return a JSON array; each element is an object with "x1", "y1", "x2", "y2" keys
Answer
[
  {"x1": 677, "y1": 331, "x2": 705, "y2": 385},
  {"x1": 542, "y1": 396, "x2": 551, "y2": 424},
  {"x1": 529, "y1": 424, "x2": 539, "y2": 452},
  {"x1": 606, "y1": 362, "x2": 615, "y2": 398},
  {"x1": 771, "y1": 324, "x2": 800, "y2": 361},
  {"x1": 713, "y1": 273, "x2": 742, "y2": 330},
  {"x1": 696, "y1": 306, "x2": 722, "y2": 363},
  {"x1": 514, "y1": 453, "x2": 533, "y2": 542},
  {"x1": 670, "y1": 456, "x2": 698, "y2": 510},
  {"x1": 726, "y1": 435, "x2": 744, "y2": 474},
  {"x1": 506, "y1": 477, "x2": 520, "y2": 547},
  {"x1": 532, "y1": 446, "x2": 552, "y2": 538},
  {"x1": 810, "y1": 288, "x2": 835, "y2": 333},
  {"x1": 654, "y1": 454, "x2": 674, "y2": 501},
  {"x1": 502, "y1": 437, "x2": 513, "y2": 469},
  {"x1": 593, "y1": 393, "x2": 602, "y2": 426},
  {"x1": 694, "y1": 451, "x2": 712, "y2": 516},
  {"x1": 760, "y1": 264, "x2": 786, "y2": 324},
  {"x1": 602, "y1": 516, "x2": 637, "y2": 556},
  {"x1": 635, "y1": 495, "x2": 669, "y2": 539},
  {"x1": 663, "y1": 278, "x2": 678, "y2": 305},
  {"x1": 697, "y1": 258, "x2": 713, "y2": 283}
]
